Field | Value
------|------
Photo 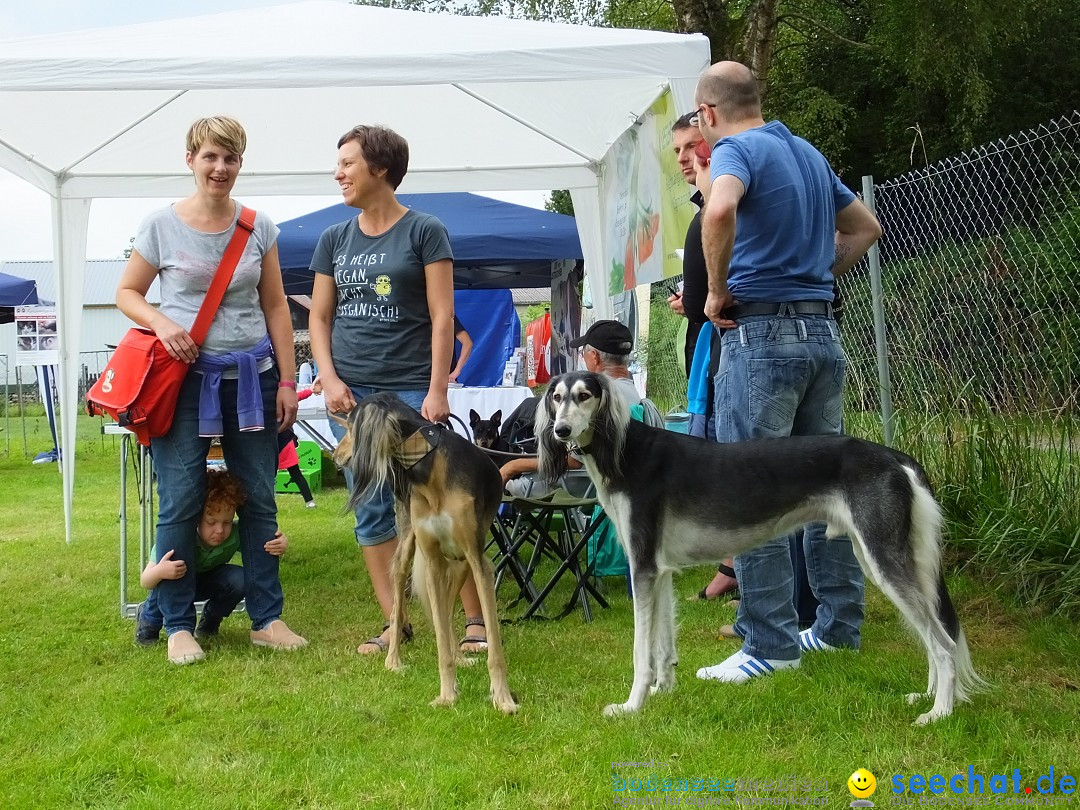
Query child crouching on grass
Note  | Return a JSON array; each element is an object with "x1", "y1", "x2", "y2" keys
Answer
[{"x1": 135, "y1": 469, "x2": 289, "y2": 648}]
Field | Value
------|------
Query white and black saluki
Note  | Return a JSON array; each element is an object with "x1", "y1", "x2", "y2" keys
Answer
[{"x1": 537, "y1": 372, "x2": 983, "y2": 724}]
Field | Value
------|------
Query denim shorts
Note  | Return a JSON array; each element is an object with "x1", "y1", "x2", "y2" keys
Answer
[{"x1": 328, "y1": 385, "x2": 427, "y2": 546}]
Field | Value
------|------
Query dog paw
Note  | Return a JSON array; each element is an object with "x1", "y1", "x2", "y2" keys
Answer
[
  {"x1": 430, "y1": 694, "x2": 458, "y2": 708},
  {"x1": 914, "y1": 708, "x2": 949, "y2": 726},
  {"x1": 492, "y1": 692, "x2": 519, "y2": 715},
  {"x1": 602, "y1": 702, "x2": 638, "y2": 717},
  {"x1": 650, "y1": 680, "x2": 675, "y2": 695},
  {"x1": 385, "y1": 656, "x2": 403, "y2": 673}
]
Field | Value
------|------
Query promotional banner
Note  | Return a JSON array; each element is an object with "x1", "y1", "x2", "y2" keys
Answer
[
  {"x1": 14, "y1": 305, "x2": 59, "y2": 366},
  {"x1": 602, "y1": 90, "x2": 697, "y2": 300}
]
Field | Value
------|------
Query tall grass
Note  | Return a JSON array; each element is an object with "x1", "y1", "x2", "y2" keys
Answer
[{"x1": 848, "y1": 393, "x2": 1080, "y2": 616}]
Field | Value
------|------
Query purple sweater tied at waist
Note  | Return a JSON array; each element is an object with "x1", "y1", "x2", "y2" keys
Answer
[{"x1": 192, "y1": 335, "x2": 274, "y2": 437}]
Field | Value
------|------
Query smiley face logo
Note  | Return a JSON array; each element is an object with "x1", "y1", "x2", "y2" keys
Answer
[{"x1": 848, "y1": 769, "x2": 877, "y2": 799}]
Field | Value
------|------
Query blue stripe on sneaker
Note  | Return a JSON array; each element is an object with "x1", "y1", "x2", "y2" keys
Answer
[{"x1": 741, "y1": 658, "x2": 774, "y2": 677}]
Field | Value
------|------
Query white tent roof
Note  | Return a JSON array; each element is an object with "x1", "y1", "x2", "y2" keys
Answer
[
  {"x1": 0, "y1": 0, "x2": 708, "y2": 197},
  {"x1": 0, "y1": 0, "x2": 710, "y2": 541}
]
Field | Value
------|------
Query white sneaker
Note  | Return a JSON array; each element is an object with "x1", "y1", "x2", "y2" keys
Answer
[
  {"x1": 799, "y1": 627, "x2": 839, "y2": 652},
  {"x1": 696, "y1": 650, "x2": 799, "y2": 684},
  {"x1": 305, "y1": 501, "x2": 317, "y2": 509}
]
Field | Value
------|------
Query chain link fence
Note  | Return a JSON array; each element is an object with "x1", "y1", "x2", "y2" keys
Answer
[
  {"x1": 842, "y1": 111, "x2": 1080, "y2": 424},
  {"x1": 646, "y1": 111, "x2": 1080, "y2": 427}
]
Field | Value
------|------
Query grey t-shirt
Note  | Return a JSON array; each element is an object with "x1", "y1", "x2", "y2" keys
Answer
[
  {"x1": 133, "y1": 203, "x2": 280, "y2": 356},
  {"x1": 310, "y1": 210, "x2": 453, "y2": 389}
]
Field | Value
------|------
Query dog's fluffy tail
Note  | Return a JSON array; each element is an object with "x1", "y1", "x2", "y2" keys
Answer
[
  {"x1": 905, "y1": 466, "x2": 987, "y2": 702},
  {"x1": 343, "y1": 408, "x2": 401, "y2": 512}
]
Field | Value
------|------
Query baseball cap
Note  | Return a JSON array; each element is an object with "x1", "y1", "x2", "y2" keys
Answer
[{"x1": 569, "y1": 320, "x2": 634, "y2": 355}]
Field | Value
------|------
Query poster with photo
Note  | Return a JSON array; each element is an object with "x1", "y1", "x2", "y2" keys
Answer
[
  {"x1": 14, "y1": 305, "x2": 59, "y2": 365},
  {"x1": 549, "y1": 259, "x2": 583, "y2": 377}
]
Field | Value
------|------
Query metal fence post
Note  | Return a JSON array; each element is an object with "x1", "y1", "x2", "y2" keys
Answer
[{"x1": 861, "y1": 175, "x2": 895, "y2": 446}]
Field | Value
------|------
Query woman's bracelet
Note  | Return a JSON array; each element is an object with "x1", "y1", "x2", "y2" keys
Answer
[{"x1": 278, "y1": 380, "x2": 297, "y2": 389}]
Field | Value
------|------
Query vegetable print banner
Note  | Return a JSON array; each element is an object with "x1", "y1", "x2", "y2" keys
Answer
[{"x1": 602, "y1": 90, "x2": 695, "y2": 297}]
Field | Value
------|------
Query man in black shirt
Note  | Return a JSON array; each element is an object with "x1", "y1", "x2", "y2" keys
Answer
[{"x1": 666, "y1": 111, "x2": 708, "y2": 375}]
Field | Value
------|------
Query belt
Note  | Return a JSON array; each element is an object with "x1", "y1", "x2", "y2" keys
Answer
[{"x1": 723, "y1": 300, "x2": 833, "y2": 319}]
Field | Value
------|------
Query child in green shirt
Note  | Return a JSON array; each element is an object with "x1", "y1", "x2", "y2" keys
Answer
[{"x1": 135, "y1": 469, "x2": 288, "y2": 645}]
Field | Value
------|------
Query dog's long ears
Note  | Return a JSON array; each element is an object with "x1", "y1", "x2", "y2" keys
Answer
[
  {"x1": 536, "y1": 390, "x2": 568, "y2": 483},
  {"x1": 329, "y1": 411, "x2": 350, "y2": 427},
  {"x1": 587, "y1": 375, "x2": 628, "y2": 482},
  {"x1": 343, "y1": 406, "x2": 401, "y2": 512}
]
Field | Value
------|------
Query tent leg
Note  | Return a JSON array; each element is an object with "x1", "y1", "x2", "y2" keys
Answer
[{"x1": 51, "y1": 194, "x2": 91, "y2": 544}]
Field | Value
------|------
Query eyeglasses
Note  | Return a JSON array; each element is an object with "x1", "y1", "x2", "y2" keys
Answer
[{"x1": 689, "y1": 103, "x2": 717, "y2": 127}]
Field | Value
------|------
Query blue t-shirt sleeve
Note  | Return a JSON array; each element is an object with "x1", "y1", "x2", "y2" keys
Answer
[
  {"x1": 831, "y1": 172, "x2": 857, "y2": 211},
  {"x1": 418, "y1": 216, "x2": 454, "y2": 265},
  {"x1": 710, "y1": 139, "x2": 752, "y2": 193},
  {"x1": 310, "y1": 225, "x2": 338, "y2": 277}
]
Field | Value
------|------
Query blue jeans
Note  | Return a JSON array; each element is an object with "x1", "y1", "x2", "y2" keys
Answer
[
  {"x1": 142, "y1": 563, "x2": 246, "y2": 627},
  {"x1": 713, "y1": 314, "x2": 864, "y2": 660},
  {"x1": 327, "y1": 385, "x2": 427, "y2": 546},
  {"x1": 151, "y1": 368, "x2": 283, "y2": 635}
]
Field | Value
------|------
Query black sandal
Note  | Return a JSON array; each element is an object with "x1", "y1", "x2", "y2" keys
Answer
[{"x1": 459, "y1": 616, "x2": 488, "y2": 653}]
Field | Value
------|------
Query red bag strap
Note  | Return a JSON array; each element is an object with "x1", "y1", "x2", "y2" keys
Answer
[{"x1": 188, "y1": 205, "x2": 257, "y2": 346}]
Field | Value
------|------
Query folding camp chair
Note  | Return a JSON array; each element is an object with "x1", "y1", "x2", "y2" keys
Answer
[{"x1": 498, "y1": 471, "x2": 611, "y2": 622}]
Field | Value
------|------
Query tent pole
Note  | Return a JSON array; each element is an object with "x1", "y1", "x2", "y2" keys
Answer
[{"x1": 51, "y1": 190, "x2": 91, "y2": 544}]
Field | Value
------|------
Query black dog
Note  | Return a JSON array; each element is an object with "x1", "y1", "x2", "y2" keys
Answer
[{"x1": 469, "y1": 409, "x2": 510, "y2": 452}]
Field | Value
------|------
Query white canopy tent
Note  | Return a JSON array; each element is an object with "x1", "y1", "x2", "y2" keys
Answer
[{"x1": 0, "y1": 0, "x2": 710, "y2": 542}]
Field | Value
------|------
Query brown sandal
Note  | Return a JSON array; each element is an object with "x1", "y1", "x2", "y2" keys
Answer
[
  {"x1": 357, "y1": 622, "x2": 413, "y2": 655},
  {"x1": 459, "y1": 616, "x2": 488, "y2": 653}
]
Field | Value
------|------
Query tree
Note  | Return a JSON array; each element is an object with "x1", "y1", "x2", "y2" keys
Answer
[
  {"x1": 544, "y1": 189, "x2": 574, "y2": 217},
  {"x1": 353, "y1": 0, "x2": 1079, "y2": 178}
]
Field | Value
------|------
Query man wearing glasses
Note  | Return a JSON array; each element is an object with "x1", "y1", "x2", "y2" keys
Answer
[{"x1": 692, "y1": 61, "x2": 882, "y2": 685}]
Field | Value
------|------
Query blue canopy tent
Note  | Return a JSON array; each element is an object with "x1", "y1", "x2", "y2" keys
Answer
[
  {"x1": 277, "y1": 192, "x2": 582, "y2": 293},
  {"x1": 277, "y1": 192, "x2": 582, "y2": 386},
  {"x1": 0, "y1": 269, "x2": 39, "y2": 323}
]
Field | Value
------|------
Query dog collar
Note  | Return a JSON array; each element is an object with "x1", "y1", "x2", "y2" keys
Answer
[{"x1": 394, "y1": 425, "x2": 442, "y2": 469}]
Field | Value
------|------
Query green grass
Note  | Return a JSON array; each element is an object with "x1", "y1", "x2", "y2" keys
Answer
[{"x1": 0, "y1": 418, "x2": 1078, "y2": 809}]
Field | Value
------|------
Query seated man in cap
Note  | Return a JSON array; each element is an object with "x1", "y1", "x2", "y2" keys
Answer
[{"x1": 499, "y1": 320, "x2": 661, "y2": 496}]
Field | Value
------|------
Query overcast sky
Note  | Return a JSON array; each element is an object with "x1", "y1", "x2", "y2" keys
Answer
[{"x1": 0, "y1": 0, "x2": 546, "y2": 262}]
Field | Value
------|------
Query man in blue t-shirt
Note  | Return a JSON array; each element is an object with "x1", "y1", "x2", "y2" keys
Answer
[{"x1": 692, "y1": 61, "x2": 883, "y2": 685}]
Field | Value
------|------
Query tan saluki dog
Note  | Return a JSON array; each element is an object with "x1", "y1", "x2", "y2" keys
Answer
[{"x1": 332, "y1": 392, "x2": 517, "y2": 714}]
